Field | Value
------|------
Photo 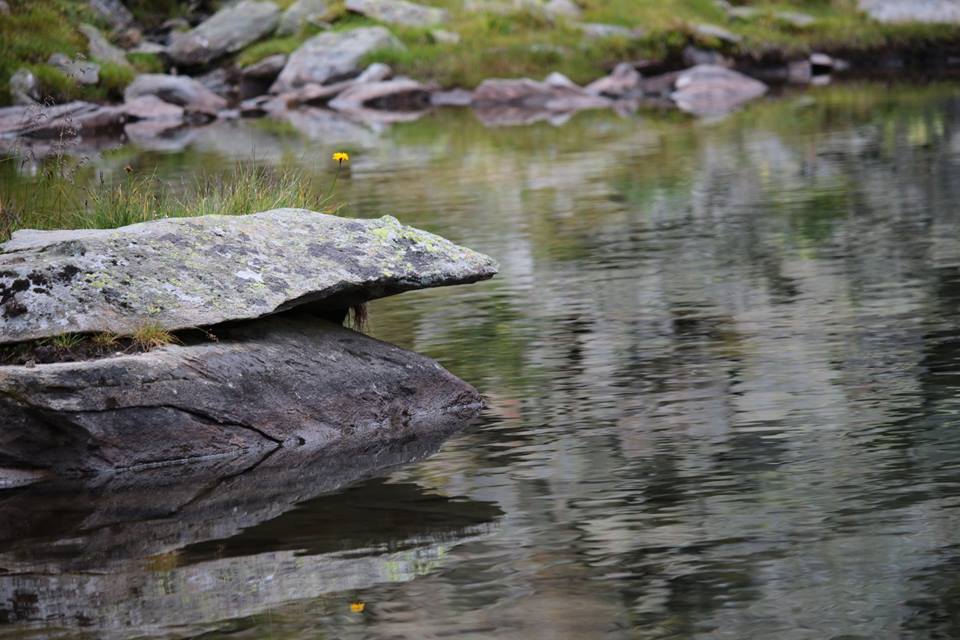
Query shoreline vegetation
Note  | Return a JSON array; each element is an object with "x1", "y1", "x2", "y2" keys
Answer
[{"x1": 1, "y1": 1, "x2": 960, "y2": 108}]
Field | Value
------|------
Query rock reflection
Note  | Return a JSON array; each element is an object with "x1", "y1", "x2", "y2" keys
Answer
[{"x1": 0, "y1": 438, "x2": 502, "y2": 638}]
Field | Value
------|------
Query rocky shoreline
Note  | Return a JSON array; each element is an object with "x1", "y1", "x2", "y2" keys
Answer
[{"x1": 2, "y1": 0, "x2": 958, "y2": 149}]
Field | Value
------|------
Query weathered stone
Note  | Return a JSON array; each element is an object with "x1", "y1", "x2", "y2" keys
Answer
[
  {"x1": 242, "y1": 54, "x2": 289, "y2": 79},
  {"x1": 115, "y1": 27, "x2": 143, "y2": 49},
  {"x1": 585, "y1": 62, "x2": 641, "y2": 97},
  {"x1": 578, "y1": 22, "x2": 639, "y2": 39},
  {"x1": 544, "y1": 0, "x2": 580, "y2": 18},
  {"x1": 277, "y1": 0, "x2": 332, "y2": 35},
  {"x1": 859, "y1": 0, "x2": 960, "y2": 23},
  {"x1": 345, "y1": 0, "x2": 448, "y2": 26},
  {"x1": 122, "y1": 95, "x2": 185, "y2": 120},
  {"x1": 431, "y1": 28, "x2": 462, "y2": 44},
  {"x1": 0, "y1": 209, "x2": 498, "y2": 345},
  {"x1": 124, "y1": 74, "x2": 228, "y2": 115},
  {"x1": 48, "y1": 53, "x2": 100, "y2": 86},
  {"x1": 196, "y1": 67, "x2": 236, "y2": 98},
  {"x1": 168, "y1": 0, "x2": 281, "y2": 66},
  {"x1": 79, "y1": 23, "x2": 132, "y2": 69},
  {"x1": 131, "y1": 41, "x2": 167, "y2": 55},
  {"x1": 810, "y1": 52, "x2": 836, "y2": 71},
  {"x1": 0, "y1": 315, "x2": 484, "y2": 475},
  {"x1": 671, "y1": 64, "x2": 767, "y2": 115},
  {"x1": 88, "y1": 0, "x2": 134, "y2": 30},
  {"x1": 682, "y1": 45, "x2": 731, "y2": 67},
  {"x1": 271, "y1": 27, "x2": 404, "y2": 92},
  {"x1": 0, "y1": 102, "x2": 126, "y2": 138},
  {"x1": 472, "y1": 76, "x2": 611, "y2": 111},
  {"x1": 9, "y1": 69, "x2": 39, "y2": 106},
  {"x1": 693, "y1": 23, "x2": 742, "y2": 43},
  {"x1": 329, "y1": 78, "x2": 433, "y2": 112}
]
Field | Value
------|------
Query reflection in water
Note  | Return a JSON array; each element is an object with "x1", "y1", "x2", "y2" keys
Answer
[{"x1": 3, "y1": 83, "x2": 960, "y2": 637}]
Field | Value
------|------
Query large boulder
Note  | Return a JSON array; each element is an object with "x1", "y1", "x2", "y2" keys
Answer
[
  {"x1": 0, "y1": 209, "x2": 497, "y2": 344},
  {"x1": 345, "y1": 0, "x2": 449, "y2": 26},
  {"x1": 277, "y1": 0, "x2": 332, "y2": 35},
  {"x1": 168, "y1": 0, "x2": 281, "y2": 66},
  {"x1": 858, "y1": 0, "x2": 960, "y2": 22},
  {"x1": 328, "y1": 78, "x2": 433, "y2": 112},
  {"x1": 48, "y1": 53, "x2": 100, "y2": 86},
  {"x1": 670, "y1": 64, "x2": 767, "y2": 115},
  {"x1": 0, "y1": 315, "x2": 484, "y2": 475},
  {"x1": 0, "y1": 102, "x2": 126, "y2": 138},
  {"x1": 271, "y1": 27, "x2": 404, "y2": 93},
  {"x1": 123, "y1": 74, "x2": 228, "y2": 115}
]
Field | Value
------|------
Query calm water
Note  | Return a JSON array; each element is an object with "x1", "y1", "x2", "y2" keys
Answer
[{"x1": 3, "y1": 82, "x2": 960, "y2": 638}]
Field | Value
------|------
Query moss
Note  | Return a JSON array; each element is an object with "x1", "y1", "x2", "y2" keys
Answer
[
  {"x1": 26, "y1": 63, "x2": 106, "y2": 103},
  {"x1": 127, "y1": 52, "x2": 166, "y2": 74},
  {"x1": 97, "y1": 61, "x2": 135, "y2": 100},
  {"x1": 235, "y1": 36, "x2": 305, "y2": 67}
]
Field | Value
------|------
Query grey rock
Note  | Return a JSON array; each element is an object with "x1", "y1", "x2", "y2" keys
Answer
[
  {"x1": 277, "y1": 0, "x2": 331, "y2": 35},
  {"x1": 585, "y1": 62, "x2": 641, "y2": 97},
  {"x1": 271, "y1": 27, "x2": 404, "y2": 92},
  {"x1": 810, "y1": 52, "x2": 836, "y2": 70},
  {"x1": 544, "y1": 0, "x2": 580, "y2": 17},
  {"x1": 88, "y1": 0, "x2": 134, "y2": 30},
  {"x1": 0, "y1": 315, "x2": 484, "y2": 475},
  {"x1": 472, "y1": 76, "x2": 611, "y2": 112},
  {"x1": 693, "y1": 23, "x2": 743, "y2": 43},
  {"x1": 196, "y1": 67, "x2": 236, "y2": 98},
  {"x1": 356, "y1": 62, "x2": 394, "y2": 82},
  {"x1": 329, "y1": 78, "x2": 432, "y2": 112},
  {"x1": 0, "y1": 102, "x2": 126, "y2": 138},
  {"x1": 431, "y1": 28, "x2": 462, "y2": 44},
  {"x1": 776, "y1": 10, "x2": 816, "y2": 27},
  {"x1": 682, "y1": 45, "x2": 732, "y2": 67},
  {"x1": 242, "y1": 54, "x2": 289, "y2": 79},
  {"x1": 671, "y1": 64, "x2": 767, "y2": 115},
  {"x1": 859, "y1": 0, "x2": 960, "y2": 23},
  {"x1": 578, "y1": 22, "x2": 641, "y2": 39},
  {"x1": 432, "y1": 88, "x2": 473, "y2": 106},
  {"x1": 79, "y1": 23, "x2": 132, "y2": 68},
  {"x1": 727, "y1": 6, "x2": 761, "y2": 20},
  {"x1": 9, "y1": 69, "x2": 39, "y2": 106},
  {"x1": 788, "y1": 59, "x2": 812, "y2": 83},
  {"x1": 48, "y1": 53, "x2": 100, "y2": 86},
  {"x1": 345, "y1": 0, "x2": 448, "y2": 26},
  {"x1": 0, "y1": 209, "x2": 498, "y2": 344},
  {"x1": 168, "y1": 0, "x2": 281, "y2": 66},
  {"x1": 122, "y1": 95, "x2": 185, "y2": 120},
  {"x1": 124, "y1": 74, "x2": 228, "y2": 115},
  {"x1": 130, "y1": 41, "x2": 167, "y2": 55}
]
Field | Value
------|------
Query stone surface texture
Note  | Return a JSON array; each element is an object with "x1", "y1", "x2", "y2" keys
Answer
[
  {"x1": 271, "y1": 27, "x2": 404, "y2": 92},
  {"x1": 0, "y1": 209, "x2": 498, "y2": 344},
  {"x1": 671, "y1": 64, "x2": 767, "y2": 115},
  {"x1": 168, "y1": 0, "x2": 281, "y2": 66},
  {"x1": 0, "y1": 316, "x2": 484, "y2": 474},
  {"x1": 79, "y1": 24, "x2": 132, "y2": 68},
  {"x1": 859, "y1": 0, "x2": 960, "y2": 22},
  {"x1": 124, "y1": 74, "x2": 228, "y2": 114},
  {"x1": 346, "y1": 0, "x2": 449, "y2": 25}
]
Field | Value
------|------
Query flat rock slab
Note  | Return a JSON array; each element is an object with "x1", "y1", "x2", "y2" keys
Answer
[
  {"x1": 0, "y1": 315, "x2": 483, "y2": 475},
  {"x1": 271, "y1": 27, "x2": 404, "y2": 93},
  {"x1": 168, "y1": 0, "x2": 281, "y2": 66},
  {"x1": 124, "y1": 74, "x2": 228, "y2": 115},
  {"x1": 0, "y1": 209, "x2": 497, "y2": 344}
]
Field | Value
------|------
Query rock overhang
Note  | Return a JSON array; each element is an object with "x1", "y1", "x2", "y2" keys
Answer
[{"x1": 0, "y1": 209, "x2": 498, "y2": 346}]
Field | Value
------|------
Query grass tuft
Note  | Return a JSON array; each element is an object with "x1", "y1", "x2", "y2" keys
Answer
[{"x1": 132, "y1": 324, "x2": 179, "y2": 351}]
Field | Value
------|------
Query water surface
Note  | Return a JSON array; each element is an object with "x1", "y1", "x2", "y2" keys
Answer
[{"x1": 3, "y1": 82, "x2": 960, "y2": 638}]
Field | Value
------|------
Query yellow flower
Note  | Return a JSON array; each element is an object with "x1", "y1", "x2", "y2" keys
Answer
[
  {"x1": 350, "y1": 602, "x2": 365, "y2": 613},
  {"x1": 332, "y1": 152, "x2": 350, "y2": 163}
]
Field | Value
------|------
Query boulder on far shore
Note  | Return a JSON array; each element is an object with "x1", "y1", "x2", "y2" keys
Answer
[
  {"x1": 345, "y1": 0, "x2": 448, "y2": 26},
  {"x1": 124, "y1": 74, "x2": 228, "y2": 115},
  {"x1": 168, "y1": 0, "x2": 281, "y2": 66},
  {"x1": 670, "y1": 64, "x2": 767, "y2": 115},
  {"x1": 271, "y1": 27, "x2": 404, "y2": 93}
]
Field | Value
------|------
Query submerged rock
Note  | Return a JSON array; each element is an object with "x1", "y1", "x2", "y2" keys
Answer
[
  {"x1": 0, "y1": 315, "x2": 484, "y2": 475},
  {"x1": 271, "y1": 27, "x2": 404, "y2": 92},
  {"x1": 671, "y1": 64, "x2": 767, "y2": 115},
  {"x1": 168, "y1": 0, "x2": 281, "y2": 66},
  {"x1": 0, "y1": 209, "x2": 497, "y2": 344},
  {"x1": 124, "y1": 74, "x2": 228, "y2": 115},
  {"x1": 345, "y1": 0, "x2": 449, "y2": 26}
]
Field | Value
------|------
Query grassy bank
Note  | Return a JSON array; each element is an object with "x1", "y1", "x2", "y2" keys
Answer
[
  {"x1": 3, "y1": 0, "x2": 960, "y2": 106},
  {"x1": 0, "y1": 161, "x2": 331, "y2": 242}
]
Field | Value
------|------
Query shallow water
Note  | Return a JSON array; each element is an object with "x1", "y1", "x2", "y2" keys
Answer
[{"x1": 4, "y1": 82, "x2": 960, "y2": 638}]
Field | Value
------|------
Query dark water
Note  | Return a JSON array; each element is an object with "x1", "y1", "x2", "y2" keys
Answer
[{"x1": 4, "y1": 82, "x2": 960, "y2": 638}]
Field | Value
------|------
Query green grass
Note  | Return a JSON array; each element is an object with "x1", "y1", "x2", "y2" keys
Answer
[
  {"x1": 0, "y1": 161, "x2": 333, "y2": 242},
  {"x1": 127, "y1": 52, "x2": 166, "y2": 74}
]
